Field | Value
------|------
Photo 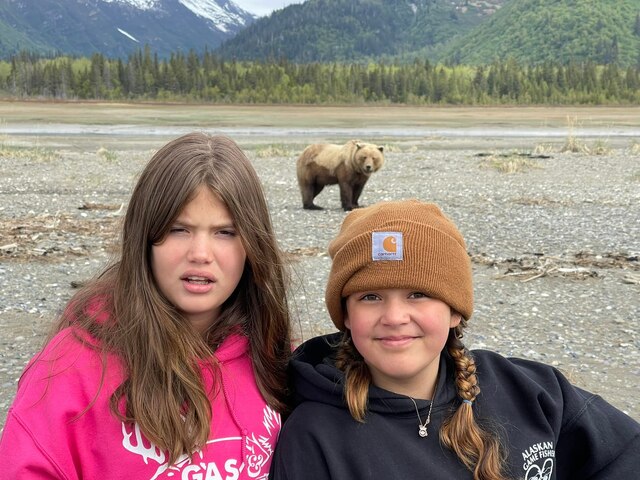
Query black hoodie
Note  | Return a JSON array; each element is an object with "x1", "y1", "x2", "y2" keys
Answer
[{"x1": 270, "y1": 332, "x2": 640, "y2": 479}]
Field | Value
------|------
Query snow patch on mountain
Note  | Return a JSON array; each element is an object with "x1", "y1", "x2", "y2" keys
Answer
[
  {"x1": 117, "y1": 28, "x2": 140, "y2": 42},
  {"x1": 99, "y1": 0, "x2": 253, "y2": 32},
  {"x1": 179, "y1": 0, "x2": 251, "y2": 31},
  {"x1": 101, "y1": 0, "x2": 157, "y2": 10}
]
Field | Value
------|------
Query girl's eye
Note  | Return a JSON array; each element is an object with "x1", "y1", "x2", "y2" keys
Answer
[
  {"x1": 218, "y1": 229, "x2": 237, "y2": 237},
  {"x1": 409, "y1": 291, "x2": 429, "y2": 299},
  {"x1": 360, "y1": 293, "x2": 380, "y2": 301},
  {"x1": 169, "y1": 227, "x2": 188, "y2": 234}
]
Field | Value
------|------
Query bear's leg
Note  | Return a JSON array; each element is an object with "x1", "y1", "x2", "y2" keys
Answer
[
  {"x1": 352, "y1": 181, "x2": 366, "y2": 208},
  {"x1": 301, "y1": 182, "x2": 324, "y2": 210},
  {"x1": 339, "y1": 182, "x2": 355, "y2": 211}
]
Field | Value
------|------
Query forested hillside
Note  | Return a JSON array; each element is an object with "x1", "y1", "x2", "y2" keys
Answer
[
  {"x1": 443, "y1": 0, "x2": 640, "y2": 66},
  {"x1": 216, "y1": 0, "x2": 640, "y2": 67},
  {"x1": 215, "y1": 0, "x2": 506, "y2": 62},
  {"x1": 0, "y1": 14, "x2": 49, "y2": 56}
]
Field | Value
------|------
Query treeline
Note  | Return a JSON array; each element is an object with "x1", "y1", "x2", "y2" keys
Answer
[{"x1": 2, "y1": 48, "x2": 640, "y2": 105}]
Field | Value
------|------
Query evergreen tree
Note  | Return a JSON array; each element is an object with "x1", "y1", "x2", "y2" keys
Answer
[{"x1": 2, "y1": 48, "x2": 640, "y2": 105}]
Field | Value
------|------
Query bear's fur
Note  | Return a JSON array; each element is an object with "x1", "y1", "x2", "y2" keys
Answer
[{"x1": 296, "y1": 140, "x2": 385, "y2": 211}]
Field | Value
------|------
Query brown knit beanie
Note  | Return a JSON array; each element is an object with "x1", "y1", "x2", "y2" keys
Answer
[{"x1": 325, "y1": 199, "x2": 473, "y2": 330}]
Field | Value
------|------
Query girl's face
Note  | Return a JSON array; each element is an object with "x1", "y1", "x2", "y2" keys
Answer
[
  {"x1": 345, "y1": 289, "x2": 461, "y2": 399},
  {"x1": 152, "y1": 186, "x2": 247, "y2": 335}
]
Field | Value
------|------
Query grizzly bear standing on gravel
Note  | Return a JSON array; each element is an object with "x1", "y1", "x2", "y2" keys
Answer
[{"x1": 296, "y1": 140, "x2": 385, "y2": 211}]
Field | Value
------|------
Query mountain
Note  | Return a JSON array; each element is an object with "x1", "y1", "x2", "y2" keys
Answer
[
  {"x1": 215, "y1": 0, "x2": 507, "y2": 62},
  {"x1": 0, "y1": 0, "x2": 256, "y2": 58},
  {"x1": 2, "y1": 0, "x2": 638, "y2": 66},
  {"x1": 442, "y1": 0, "x2": 640, "y2": 65}
]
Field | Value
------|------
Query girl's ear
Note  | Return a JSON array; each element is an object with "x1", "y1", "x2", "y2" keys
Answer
[
  {"x1": 344, "y1": 314, "x2": 351, "y2": 330},
  {"x1": 450, "y1": 312, "x2": 462, "y2": 328}
]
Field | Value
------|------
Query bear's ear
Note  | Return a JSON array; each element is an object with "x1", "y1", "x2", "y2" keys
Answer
[
  {"x1": 378, "y1": 146, "x2": 384, "y2": 153},
  {"x1": 356, "y1": 143, "x2": 363, "y2": 150}
]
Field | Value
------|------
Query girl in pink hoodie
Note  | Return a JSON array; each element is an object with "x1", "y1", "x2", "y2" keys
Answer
[{"x1": 0, "y1": 133, "x2": 293, "y2": 479}]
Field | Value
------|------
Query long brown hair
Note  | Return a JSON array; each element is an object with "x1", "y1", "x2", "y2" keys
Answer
[
  {"x1": 56, "y1": 132, "x2": 292, "y2": 464},
  {"x1": 335, "y1": 319, "x2": 508, "y2": 480}
]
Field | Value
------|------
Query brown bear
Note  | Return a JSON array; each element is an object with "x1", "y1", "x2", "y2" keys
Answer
[{"x1": 296, "y1": 140, "x2": 385, "y2": 211}]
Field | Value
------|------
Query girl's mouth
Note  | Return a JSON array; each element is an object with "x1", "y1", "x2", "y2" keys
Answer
[{"x1": 185, "y1": 276, "x2": 212, "y2": 284}]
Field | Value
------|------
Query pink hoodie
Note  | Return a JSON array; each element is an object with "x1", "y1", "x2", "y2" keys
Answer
[{"x1": 0, "y1": 328, "x2": 280, "y2": 479}]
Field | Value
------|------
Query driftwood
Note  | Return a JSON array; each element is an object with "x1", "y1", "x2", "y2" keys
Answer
[
  {"x1": 472, "y1": 251, "x2": 638, "y2": 283},
  {"x1": 623, "y1": 273, "x2": 640, "y2": 285},
  {"x1": 475, "y1": 152, "x2": 552, "y2": 159},
  {"x1": 0, "y1": 243, "x2": 18, "y2": 252}
]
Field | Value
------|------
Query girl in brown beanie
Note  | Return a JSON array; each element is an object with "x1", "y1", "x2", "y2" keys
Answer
[{"x1": 270, "y1": 199, "x2": 639, "y2": 480}]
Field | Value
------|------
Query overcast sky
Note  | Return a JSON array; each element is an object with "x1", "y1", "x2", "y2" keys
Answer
[{"x1": 236, "y1": 0, "x2": 304, "y2": 17}]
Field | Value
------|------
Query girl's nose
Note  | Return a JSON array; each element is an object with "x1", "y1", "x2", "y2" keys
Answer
[
  {"x1": 187, "y1": 235, "x2": 214, "y2": 263},
  {"x1": 381, "y1": 298, "x2": 410, "y2": 325}
]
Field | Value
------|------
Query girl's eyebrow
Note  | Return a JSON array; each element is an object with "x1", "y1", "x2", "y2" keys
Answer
[
  {"x1": 173, "y1": 218, "x2": 237, "y2": 230},
  {"x1": 173, "y1": 210, "x2": 234, "y2": 225}
]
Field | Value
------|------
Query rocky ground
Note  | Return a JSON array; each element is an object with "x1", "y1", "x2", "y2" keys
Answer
[{"x1": 0, "y1": 129, "x2": 639, "y2": 430}]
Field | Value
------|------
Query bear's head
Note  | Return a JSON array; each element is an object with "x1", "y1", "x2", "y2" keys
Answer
[{"x1": 353, "y1": 142, "x2": 385, "y2": 176}]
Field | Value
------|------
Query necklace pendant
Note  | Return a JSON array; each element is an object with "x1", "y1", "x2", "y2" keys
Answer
[{"x1": 418, "y1": 425, "x2": 428, "y2": 437}]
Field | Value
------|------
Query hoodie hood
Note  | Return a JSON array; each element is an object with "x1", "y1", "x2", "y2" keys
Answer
[
  {"x1": 214, "y1": 330, "x2": 250, "y2": 363},
  {"x1": 289, "y1": 332, "x2": 459, "y2": 416}
]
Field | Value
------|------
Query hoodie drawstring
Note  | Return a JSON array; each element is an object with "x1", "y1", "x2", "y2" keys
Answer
[{"x1": 220, "y1": 367, "x2": 249, "y2": 470}]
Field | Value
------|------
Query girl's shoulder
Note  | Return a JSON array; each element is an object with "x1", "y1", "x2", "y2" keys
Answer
[
  {"x1": 468, "y1": 349, "x2": 613, "y2": 428},
  {"x1": 14, "y1": 327, "x2": 123, "y2": 405},
  {"x1": 30, "y1": 327, "x2": 104, "y2": 366},
  {"x1": 292, "y1": 332, "x2": 341, "y2": 363},
  {"x1": 470, "y1": 349, "x2": 578, "y2": 395}
]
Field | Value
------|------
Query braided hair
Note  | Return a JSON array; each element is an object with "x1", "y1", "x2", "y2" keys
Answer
[
  {"x1": 440, "y1": 322, "x2": 509, "y2": 480},
  {"x1": 335, "y1": 331, "x2": 371, "y2": 422}
]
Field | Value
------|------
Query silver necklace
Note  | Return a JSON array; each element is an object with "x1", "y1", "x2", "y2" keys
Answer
[{"x1": 407, "y1": 379, "x2": 438, "y2": 438}]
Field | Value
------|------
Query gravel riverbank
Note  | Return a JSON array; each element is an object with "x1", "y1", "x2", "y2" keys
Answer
[{"x1": 1, "y1": 129, "x2": 639, "y2": 428}]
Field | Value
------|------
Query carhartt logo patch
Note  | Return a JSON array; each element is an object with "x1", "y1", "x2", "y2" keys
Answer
[{"x1": 372, "y1": 232, "x2": 403, "y2": 261}]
